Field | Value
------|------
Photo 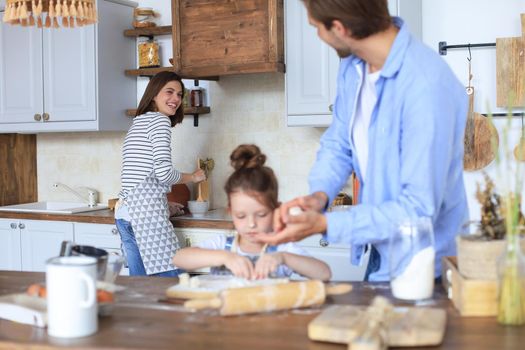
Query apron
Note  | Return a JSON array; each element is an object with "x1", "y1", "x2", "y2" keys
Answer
[{"x1": 125, "y1": 172, "x2": 183, "y2": 275}]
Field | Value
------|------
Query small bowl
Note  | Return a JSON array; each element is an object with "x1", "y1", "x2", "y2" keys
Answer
[{"x1": 188, "y1": 200, "x2": 209, "y2": 217}]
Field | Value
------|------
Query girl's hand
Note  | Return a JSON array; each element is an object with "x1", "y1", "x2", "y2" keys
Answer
[
  {"x1": 191, "y1": 168, "x2": 206, "y2": 183},
  {"x1": 224, "y1": 252, "x2": 254, "y2": 279},
  {"x1": 254, "y1": 253, "x2": 284, "y2": 279}
]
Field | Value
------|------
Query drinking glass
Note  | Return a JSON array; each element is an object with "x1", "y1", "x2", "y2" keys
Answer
[{"x1": 389, "y1": 217, "x2": 435, "y2": 302}]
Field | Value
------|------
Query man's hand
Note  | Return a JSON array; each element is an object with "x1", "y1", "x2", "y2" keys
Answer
[
  {"x1": 223, "y1": 252, "x2": 255, "y2": 279},
  {"x1": 253, "y1": 253, "x2": 284, "y2": 279},
  {"x1": 273, "y1": 192, "x2": 329, "y2": 233},
  {"x1": 255, "y1": 209, "x2": 327, "y2": 245}
]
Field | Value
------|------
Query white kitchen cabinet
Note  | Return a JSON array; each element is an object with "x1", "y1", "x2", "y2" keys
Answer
[
  {"x1": 0, "y1": 0, "x2": 136, "y2": 133},
  {"x1": 175, "y1": 227, "x2": 235, "y2": 273},
  {"x1": 74, "y1": 222, "x2": 129, "y2": 276},
  {"x1": 294, "y1": 234, "x2": 368, "y2": 282},
  {"x1": 0, "y1": 218, "x2": 73, "y2": 272},
  {"x1": 285, "y1": 0, "x2": 422, "y2": 127},
  {"x1": 0, "y1": 219, "x2": 22, "y2": 270},
  {"x1": 20, "y1": 220, "x2": 74, "y2": 272}
]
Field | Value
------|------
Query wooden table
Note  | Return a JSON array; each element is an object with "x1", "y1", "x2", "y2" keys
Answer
[{"x1": 0, "y1": 271, "x2": 522, "y2": 350}]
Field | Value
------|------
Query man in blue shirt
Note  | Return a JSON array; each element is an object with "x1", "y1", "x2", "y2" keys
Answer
[{"x1": 256, "y1": 0, "x2": 468, "y2": 281}]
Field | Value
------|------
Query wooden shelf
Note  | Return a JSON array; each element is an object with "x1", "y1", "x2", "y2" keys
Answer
[
  {"x1": 124, "y1": 66, "x2": 219, "y2": 81},
  {"x1": 126, "y1": 106, "x2": 210, "y2": 117},
  {"x1": 124, "y1": 25, "x2": 172, "y2": 37}
]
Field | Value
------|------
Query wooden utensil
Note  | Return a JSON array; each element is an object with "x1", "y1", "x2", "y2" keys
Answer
[
  {"x1": 463, "y1": 70, "x2": 499, "y2": 171},
  {"x1": 496, "y1": 13, "x2": 525, "y2": 108},
  {"x1": 196, "y1": 158, "x2": 204, "y2": 202},
  {"x1": 308, "y1": 302, "x2": 447, "y2": 347},
  {"x1": 183, "y1": 280, "x2": 352, "y2": 316}
]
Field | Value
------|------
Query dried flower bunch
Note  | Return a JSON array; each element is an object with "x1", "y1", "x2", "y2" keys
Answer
[
  {"x1": 475, "y1": 172, "x2": 506, "y2": 240},
  {"x1": 473, "y1": 172, "x2": 524, "y2": 241},
  {"x1": 2, "y1": 0, "x2": 97, "y2": 28}
]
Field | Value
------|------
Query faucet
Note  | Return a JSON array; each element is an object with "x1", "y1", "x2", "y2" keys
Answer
[{"x1": 53, "y1": 183, "x2": 99, "y2": 207}]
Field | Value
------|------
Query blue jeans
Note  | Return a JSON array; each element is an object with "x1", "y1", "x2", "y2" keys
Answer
[
  {"x1": 115, "y1": 218, "x2": 180, "y2": 277},
  {"x1": 364, "y1": 245, "x2": 381, "y2": 281}
]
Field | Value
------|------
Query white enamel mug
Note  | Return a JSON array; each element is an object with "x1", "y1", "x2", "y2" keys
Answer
[{"x1": 46, "y1": 256, "x2": 98, "y2": 338}]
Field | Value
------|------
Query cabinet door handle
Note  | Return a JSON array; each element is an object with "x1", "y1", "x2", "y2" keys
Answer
[
  {"x1": 42, "y1": 113, "x2": 50, "y2": 121},
  {"x1": 185, "y1": 237, "x2": 192, "y2": 247},
  {"x1": 34, "y1": 114, "x2": 42, "y2": 121},
  {"x1": 328, "y1": 104, "x2": 333, "y2": 112},
  {"x1": 111, "y1": 228, "x2": 119, "y2": 235},
  {"x1": 319, "y1": 238, "x2": 329, "y2": 247},
  {"x1": 10, "y1": 223, "x2": 17, "y2": 229},
  {"x1": 18, "y1": 223, "x2": 25, "y2": 229}
]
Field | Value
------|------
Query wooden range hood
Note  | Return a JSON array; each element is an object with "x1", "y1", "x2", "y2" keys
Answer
[{"x1": 171, "y1": 0, "x2": 285, "y2": 77}]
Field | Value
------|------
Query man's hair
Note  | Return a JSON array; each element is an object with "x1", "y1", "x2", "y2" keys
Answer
[{"x1": 302, "y1": 0, "x2": 391, "y2": 39}]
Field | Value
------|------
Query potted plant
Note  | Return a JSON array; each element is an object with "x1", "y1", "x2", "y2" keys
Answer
[{"x1": 456, "y1": 173, "x2": 524, "y2": 280}]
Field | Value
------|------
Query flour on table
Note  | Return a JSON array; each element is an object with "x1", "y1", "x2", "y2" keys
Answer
[{"x1": 174, "y1": 274, "x2": 289, "y2": 292}]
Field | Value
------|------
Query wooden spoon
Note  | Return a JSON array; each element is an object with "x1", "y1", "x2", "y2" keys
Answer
[{"x1": 196, "y1": 158, "x2": 204, "y2": 202}]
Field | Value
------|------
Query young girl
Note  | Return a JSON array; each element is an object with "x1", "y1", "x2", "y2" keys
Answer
[
  {"x1": 115, "y1": 71, "x2": 206, "y2": 277},
  {"x1": 173, "y1": 144, "x2": 331, "y2": 281}
]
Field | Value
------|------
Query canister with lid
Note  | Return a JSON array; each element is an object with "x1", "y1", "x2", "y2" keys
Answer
[
  {"x1": 138, "y1": 37, "x2": 160, "y2": 68},
  {"x1": 190, "y1": 87, "x2": 204, "y2": 107}
]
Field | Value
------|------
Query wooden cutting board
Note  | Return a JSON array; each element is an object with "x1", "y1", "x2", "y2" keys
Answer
[
  {"x1": 496, "y1": 13, "x2": 525, "y2": 107},
  {"x1": 308, "y1": 304, "x2": 446, "y2": 347}
]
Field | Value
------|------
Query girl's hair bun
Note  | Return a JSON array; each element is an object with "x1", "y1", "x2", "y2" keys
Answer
[{"x1": 230, "y1": 144, "x2": 266, "y2": 171}]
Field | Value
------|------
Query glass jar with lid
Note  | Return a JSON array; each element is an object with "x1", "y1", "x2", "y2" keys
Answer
[
  {"x1": 138, "y1": 37, "x2": 160, "y2": 68},
  {"x1": 189, "y1": 87, "x2": 204, "y2": 107}
]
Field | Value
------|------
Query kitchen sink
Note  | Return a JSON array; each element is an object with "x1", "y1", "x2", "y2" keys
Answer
[{"x1": 0, "y1": 201, "x2": 108, "y2": 215}]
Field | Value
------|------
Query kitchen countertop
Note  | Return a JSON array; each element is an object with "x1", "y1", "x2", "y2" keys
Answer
[
  {"x1": 0, "y1": 208, "x2": 234, "y2": 230},
  {"x1": 0, "y1": 271, "x2": 522, "y2": 350}
]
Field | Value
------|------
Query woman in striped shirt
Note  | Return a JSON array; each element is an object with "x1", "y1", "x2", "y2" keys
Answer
[{"x1": 115, "y1": 72, "x2": 205, "y2": 277}]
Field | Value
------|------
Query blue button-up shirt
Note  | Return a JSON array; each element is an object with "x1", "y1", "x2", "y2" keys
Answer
[{"x1": 309, "y1": 18, "x2": 469, "y2": 281}]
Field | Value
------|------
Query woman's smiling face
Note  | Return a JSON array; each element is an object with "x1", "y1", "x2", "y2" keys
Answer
[{"x1": 153, "y1": 80, "x2": 183, "y2": 116}]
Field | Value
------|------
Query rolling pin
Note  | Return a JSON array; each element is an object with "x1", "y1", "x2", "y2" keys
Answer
[{"x1": 183, "y1": 280, "x2": 352, "y2": 316}]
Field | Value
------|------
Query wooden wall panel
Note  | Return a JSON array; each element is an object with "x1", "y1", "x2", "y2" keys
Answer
[{"x1": 0, "y1": 134, "x2": 37, "y2": 206}]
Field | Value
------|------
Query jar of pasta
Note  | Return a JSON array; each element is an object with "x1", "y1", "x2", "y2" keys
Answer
[{"x1": 138, "y1": 37, "x2": 160, "y2": 68}]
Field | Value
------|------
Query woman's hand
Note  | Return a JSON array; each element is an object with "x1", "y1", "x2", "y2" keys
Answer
[
  {"x1": 191, "y1": 168, "x2": 206, "y2": 183},
  {"x1": 223, "y1": 252, "x2": 255, "y2": 279},
  {"x1": 254, "y1": 253, "x2": 284, "y2": 279},
  {"x1": 167, "y1": 202, "x2": 185, "y2": 217}
]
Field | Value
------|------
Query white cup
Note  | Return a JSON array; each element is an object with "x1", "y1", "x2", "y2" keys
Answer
[{"x1": 46, "y1": 256, "x2": 98, "y2": 338}]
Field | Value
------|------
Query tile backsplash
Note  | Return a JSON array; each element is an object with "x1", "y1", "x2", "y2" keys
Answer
[{"x1": 37, "y1": 73, "x2": 326, "y2": 208}]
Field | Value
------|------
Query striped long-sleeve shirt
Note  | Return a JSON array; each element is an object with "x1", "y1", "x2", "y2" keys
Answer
[{"x1": 118, "y1": 112, "x2": 181, "y2": 199}]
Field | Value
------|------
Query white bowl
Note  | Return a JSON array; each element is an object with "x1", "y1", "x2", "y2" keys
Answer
[{"x1": 187, "y1": 200, "x2": 209, "y2": 216}]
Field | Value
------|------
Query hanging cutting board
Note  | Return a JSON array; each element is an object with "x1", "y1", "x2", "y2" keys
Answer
[
  {"x1": 308, "y1": 304, "x2": 446, "y2": 347},
  {"x1": 463, "y1": 86, "x2": 499, "y2": 171},
  {"x1": 496, "y1": 13, "x2": 525, "y2": 107}
]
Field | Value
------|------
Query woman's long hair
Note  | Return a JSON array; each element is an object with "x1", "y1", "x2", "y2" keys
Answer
[{"x1": 135, "y1": 71, "x2": 185, "y2": 127}]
